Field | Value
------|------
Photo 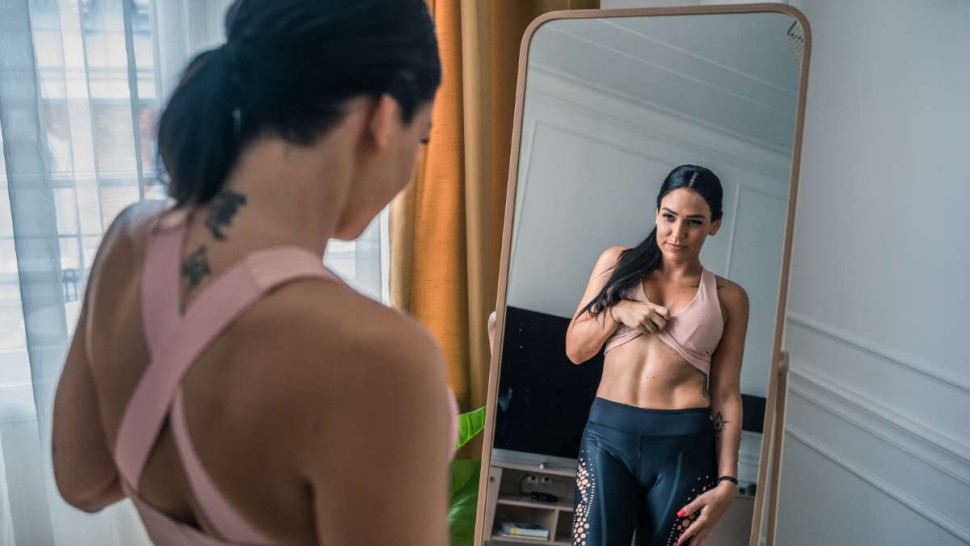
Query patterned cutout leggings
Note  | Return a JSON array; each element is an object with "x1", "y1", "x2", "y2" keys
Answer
[{"x1": 572, "y1": 397, "x2": 718, "y2": 546}]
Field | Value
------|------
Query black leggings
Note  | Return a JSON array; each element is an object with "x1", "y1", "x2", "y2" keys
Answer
[{"x1": 571, "y1": 398, "x2": 718, "y2": 546}]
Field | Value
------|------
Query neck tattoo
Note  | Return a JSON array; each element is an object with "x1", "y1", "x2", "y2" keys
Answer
[
  {"x1": 178, "y1": 190, "x2": 248, "y2": 312},
  {"x1": 180, "y1": 246, "x2": 211, "y2": 313},
  {"x1": 204, "y1": 190, "x2": 247, "y2": 240}
]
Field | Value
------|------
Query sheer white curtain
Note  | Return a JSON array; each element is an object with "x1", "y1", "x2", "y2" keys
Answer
[{"x1": 0, "y1": 1, "x2": 386, "y2": 544}]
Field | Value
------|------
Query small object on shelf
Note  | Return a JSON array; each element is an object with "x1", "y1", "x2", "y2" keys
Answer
[
  {"x1": 499, "y1": 521, "x2": 550, "y2": 540},
  {"x1": 529, "y1": 492, "x2": 559, "y2": 503},
  {"x1": 519, "y1": 472, "x2": 565, "y2": 501}
]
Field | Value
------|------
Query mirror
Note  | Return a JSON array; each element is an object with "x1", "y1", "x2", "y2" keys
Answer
[{"x1": 477, "y1": 6, "x2": 809, "y2": 546}]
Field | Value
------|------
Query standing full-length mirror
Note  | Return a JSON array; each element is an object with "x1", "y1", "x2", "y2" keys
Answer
[{"x1": 476, "y1": 6, "x2": 809, "y2": 546}]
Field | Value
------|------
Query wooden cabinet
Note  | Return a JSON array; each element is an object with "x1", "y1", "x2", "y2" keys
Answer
[{"x1": 483, "y1": 457, "x2": 577, "y2": 546}]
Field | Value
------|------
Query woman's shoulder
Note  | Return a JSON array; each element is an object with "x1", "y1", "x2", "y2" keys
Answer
[
  {"x1": 591, "y1": 245, "x2": 630, "y2": 272},
  {"x1": 711, "y1": 273, "x2": 749, "y2": 310},
  {"x1": 92, "y1": 200, "x2": 174, "y2": 264},
  {"x1": 244, "y1": 281, "x2": 452, "y2": 453},
  {"x1": 110, "y1": 200, "x2": 173, "y2": 237},
  {"x1": 244, "y1": 279, "x2": 447, "y2": 393},
  {"x1": 599, "y1": 245, "x2": 630, "y2": 261},
  {"x1": 82, "y1": 201, "x2": 174, "y2": 315}
]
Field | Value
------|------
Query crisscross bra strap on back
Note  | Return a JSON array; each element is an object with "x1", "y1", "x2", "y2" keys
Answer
[{"x1": 114, "y1": 210, "x2": 337, "y2": 544}]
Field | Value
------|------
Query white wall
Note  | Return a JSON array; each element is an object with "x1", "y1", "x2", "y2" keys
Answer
[
  {"x1": 527, "y1": 14, "x2": 799, "y2": 151},
  {"x1": 602, "y1": 1, "x2": 970, "y2": 544},
  {"x1": 777, "y1": 0, "x2": 970, "y2": 544}
]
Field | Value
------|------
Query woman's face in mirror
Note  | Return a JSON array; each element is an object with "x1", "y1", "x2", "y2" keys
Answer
[{"x1": 654, "y1": 188, "x2": 722, "y2": 261}]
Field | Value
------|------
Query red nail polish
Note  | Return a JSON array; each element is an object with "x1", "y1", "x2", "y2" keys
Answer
[{"x1": 677, "y1": 509, "x2": 686, "y2": 517}]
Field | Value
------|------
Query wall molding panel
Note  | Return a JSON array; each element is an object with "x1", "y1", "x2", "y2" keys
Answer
[
  {"x1": 788, "y1": 312, "x2": 970, "y2": 396},
  {"x1": 784, "y1": 342, "x2": 970, "y2": 542},
  {"x1": 526, "y1": 68, "x2": 793, "y2": 180},
  {"x1": 722, "y1": 184, "x2": 743, "y2": 276},
  {"x1": 788, "y1": 365, "x2": 970, "y2": 486},
  {"x1": 785, "y1": 314, "x2": 969, "y2": 457},
  {"x1": 785, "y1": 424, "x2": 970, "y2": 544},
  {"x1": 784, "y1": 312, "x2": 970, "y2": 543}
]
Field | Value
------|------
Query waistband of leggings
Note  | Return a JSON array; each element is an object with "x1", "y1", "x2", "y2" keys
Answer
[{"x1": 587, "y1": 397, "x2": 714, "y2": 436}]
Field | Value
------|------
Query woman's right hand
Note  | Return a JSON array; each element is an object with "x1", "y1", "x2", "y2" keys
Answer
[{"x1": 611, "y1": 300, "x2": 670, "y2": 334}]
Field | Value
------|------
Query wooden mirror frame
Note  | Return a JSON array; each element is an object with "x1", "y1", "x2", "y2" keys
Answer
[{"x1": 474, "y1": 5, "x2": 811, "y2": 546}]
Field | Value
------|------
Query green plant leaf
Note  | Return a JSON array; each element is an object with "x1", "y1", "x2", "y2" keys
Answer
[
  {"x1": 448, "y1": 407, "x2": 487, "y2": 545},
  {"x1": 457, "y1": 406, "x2": 487, "y2": 450},
  {"x1": 449, "y1": 458, "x2": 481, "y2": 546}
]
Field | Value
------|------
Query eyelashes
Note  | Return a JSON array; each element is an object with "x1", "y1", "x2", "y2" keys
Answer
[{"x1": 662, "y1": 214, "x2": 702, "y2": 226}]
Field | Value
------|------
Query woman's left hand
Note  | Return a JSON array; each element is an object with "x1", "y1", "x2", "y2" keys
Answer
[{"x1": 674, "y1": 481, "x2": 738, "y2": 546}]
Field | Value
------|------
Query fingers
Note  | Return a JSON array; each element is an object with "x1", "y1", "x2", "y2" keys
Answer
[
  {"x1": 674, "y1": 497, "x2": 705, "y2": 545},
  {"x1": 638, "y1": 317, "x2": 663, "y2": 334},
  {"x1": 676, "y1": 517, "x2": 707, "y2": 546},
  {"x1": 637, "y1": 308, "x2": 668, "y2": 333},
  {"x1": 678, "y1": 497, "x2": 701, "y2": 519},
  {"x1": 648, "y1": 305, "x2": 669, "y2": 332},
  {"x1": 676, "y1": 491, "x2": 728, "y2": 546},
  {"x1": 679, "y1": 529, "x2": 708, "y2": 546}
]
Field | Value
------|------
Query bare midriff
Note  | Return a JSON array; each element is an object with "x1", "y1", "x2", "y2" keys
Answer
[{"x1": 596, "y1": 333, "x2": 709, "y2": 410}]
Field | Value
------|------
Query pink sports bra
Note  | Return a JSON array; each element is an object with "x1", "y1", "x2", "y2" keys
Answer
[
  {"x1": 111, "y1": 207, "x2": 459, "y2": 545},
  {"x1": 603, "y1": 268, "x2": 724, "y2": 375}
]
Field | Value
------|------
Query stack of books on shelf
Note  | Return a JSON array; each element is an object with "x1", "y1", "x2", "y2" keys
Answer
[{"x1": 497, "y1": 521, "x2": 550, "y2": 541}]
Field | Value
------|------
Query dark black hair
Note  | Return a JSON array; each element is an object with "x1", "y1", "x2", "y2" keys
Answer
[
  {"x1": 576, "y1": 164, "x2": 723, "y2": 319},
  {"x1": 158, "y1": 0, "x2": 441, "y2": 206}
]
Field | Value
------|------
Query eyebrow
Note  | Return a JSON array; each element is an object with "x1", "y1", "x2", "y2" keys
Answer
[{"x1": 661, "y1": 207, "x2": 706, "y2": 219}]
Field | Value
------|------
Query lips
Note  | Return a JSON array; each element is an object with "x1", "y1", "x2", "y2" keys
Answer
[{"x1": 666, "y1": 243, "x2": 685, "y2": 251}]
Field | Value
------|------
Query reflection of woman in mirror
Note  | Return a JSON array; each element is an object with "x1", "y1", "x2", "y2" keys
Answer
[
  {"x1": 564, "y1": 165, "x2": 748, "y2": 546},
  {"x1": 50, "y1": 1, "x2": 455, "y2": 545}
]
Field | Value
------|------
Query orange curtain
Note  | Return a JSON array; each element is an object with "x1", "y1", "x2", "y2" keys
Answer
[{"x1": 391, "y1": 0, "x2": 599, "y2": 418}]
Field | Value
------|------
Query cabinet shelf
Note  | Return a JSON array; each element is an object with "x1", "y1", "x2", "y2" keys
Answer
[
  {"x1": 497, "y1": 495, "x2": 573, "y2": 512},
  {"x1": 493, "y1": 460, "x2": 576, "y2": 478},
  {"x1": 489, "y1": 533, "x2": 571, "y2": 546}
]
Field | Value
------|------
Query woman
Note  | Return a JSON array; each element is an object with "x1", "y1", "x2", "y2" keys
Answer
[
  {"x1": 51, "y1": 1, "x2": 455, "y2": 545},
  {"x1": 565, "y1": 165, "x2": 748, "y2": 546}
]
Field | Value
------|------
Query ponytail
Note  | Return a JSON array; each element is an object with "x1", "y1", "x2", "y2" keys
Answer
[
  {"x1": 156, "y1": 0, "x2": 441, "y2": 207},
  {"x1": 158, "y1": 46, "x2": 245, "y2": 206}
]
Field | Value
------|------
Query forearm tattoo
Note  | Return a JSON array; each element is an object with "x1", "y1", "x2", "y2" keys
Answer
[
  {"x1": 204, "y1": 190, "x2": 247, "y2": 240},
  {"x1": 712, "y1": 411, "x2": 728, "y2": 441}
]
